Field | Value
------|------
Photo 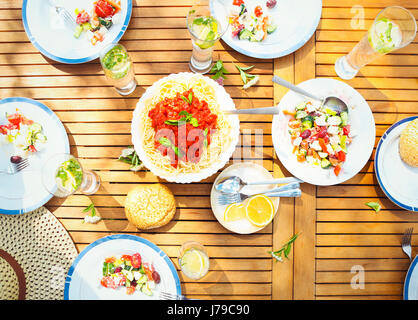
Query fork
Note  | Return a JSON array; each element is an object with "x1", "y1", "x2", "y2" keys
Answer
[
  {"x1": 0, "y1": 158, "x2": 29, "y2": 175},
  {"x1": 49, "y1": 0, "x2": 77, "y2": 29},
  {"x1": 402, "y1": 227, "x2": 414, "y2": 261},
  {"x1": 217, "y1": 188, "x2": 302, "y2": 206},
  {"x1": 159, "y1": 291, "x2": 191, "y2": 300}
]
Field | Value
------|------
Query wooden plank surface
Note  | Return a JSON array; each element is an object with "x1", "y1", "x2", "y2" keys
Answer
[
  {"x1": 1, "y1": 0, "x2": 416, "y2": 300},
  {"x1": 314, "y1": 0, "x2": 418, "y2": 300}
]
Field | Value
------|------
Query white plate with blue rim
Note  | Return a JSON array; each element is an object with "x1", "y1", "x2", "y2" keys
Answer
[
  {"x1": 64, "y1": 234, "x2": 182, "y2": 300},
  {"x1": 375, "y1": 116, "x2": 418, "y2": 212},
  {"x1": 272, "y1": 78, "x2": 376, "y2": 186},
  {"x1": 0, "y1": 97, "x2": 69, "y2": 215},
  {"x1": 210, "y1": 0, "x2": 322, "y2": 59},
  {"x1": 404, "y1": 255, "x2": 418, "y2": 300},
  {"x1": 22, "y1": 0, "x2": 132, "y2": 64}
]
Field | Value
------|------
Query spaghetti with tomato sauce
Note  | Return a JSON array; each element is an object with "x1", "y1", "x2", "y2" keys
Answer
[{"x1": 148, "y1": 89, "x2": 218, "y2": 167}]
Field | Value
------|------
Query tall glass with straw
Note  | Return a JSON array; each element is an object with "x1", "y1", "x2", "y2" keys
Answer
[{"x1": 335, "y1": 6, "x2": 417, "y2": 80}]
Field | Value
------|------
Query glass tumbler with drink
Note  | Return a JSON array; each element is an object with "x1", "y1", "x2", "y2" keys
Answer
[
  {"x1": 187, "y1": 3, "x2": 227, "y2": 74},
  {"x1": 41, "y1": 153, "x2": 101, "y2": 197},
  {"x1": 179, "y1": 241, "x2": 210, "y2": 280},
  {"x1": 335, "y1": 6, "x2": 417, "y2": 80},
  {"x1": 100, "y1": 43, "x2": 137, "y2": 95}
]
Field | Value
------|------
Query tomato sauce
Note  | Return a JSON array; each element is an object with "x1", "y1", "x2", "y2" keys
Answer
[{"x1": 148, "y1": 89, "x2": 218, "y2": 167}]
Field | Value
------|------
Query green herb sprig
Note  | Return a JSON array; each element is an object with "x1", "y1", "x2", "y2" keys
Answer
[
  {"x1": 268, "y1": 233, "x2": 299, "y2": 262},
  {"x1": 118, "y1": 147, "x2": 143, "y2": 171},
  {"x1": 365, "y1": 201, "x2": 381, "y2": 213},
  {"x1": 234, "y1": 64, "x2": 256, "y2": 84},
  {"x1": 164, "y1": 110, "x2": 199, "y2": 127},
  {"x1": 83, "y1": 203, "x2": 96, "y2": 217},
  {"x1": 158, "y1": 137, "x2": 183, "y2": 158},
  {"x1": 210, "y1": 60, "x2": 229, "y2": 80}
]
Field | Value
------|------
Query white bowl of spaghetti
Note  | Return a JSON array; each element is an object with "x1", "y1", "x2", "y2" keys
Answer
[{"x1": 131, "y1": 73, "x2": 240, "y2": 183}]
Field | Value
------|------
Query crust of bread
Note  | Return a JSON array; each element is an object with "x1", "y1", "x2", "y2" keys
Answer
[
  {"x1": 124, "y1": 184, "x2": 176, "y2": 230},
  {"x1": 399, "y1": 119, "x2": 418, "y2": 167}
]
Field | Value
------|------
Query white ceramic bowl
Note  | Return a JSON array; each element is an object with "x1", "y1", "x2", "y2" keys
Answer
[{"x1": 131, "y1": 73, "x2": 240, "y2": 183}]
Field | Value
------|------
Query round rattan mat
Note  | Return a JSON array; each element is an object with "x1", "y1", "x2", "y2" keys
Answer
[{"x1": 0, "y1": 207, "x2": 78, "y2": 300}]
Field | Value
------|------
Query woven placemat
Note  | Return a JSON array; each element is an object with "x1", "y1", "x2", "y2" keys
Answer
[{"x1": 0, "y1": 207, "x2": 78, "y2": 300}]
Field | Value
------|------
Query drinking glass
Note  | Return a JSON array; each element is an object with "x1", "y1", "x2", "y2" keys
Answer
[
  {"x1": 41, "y1": 153, "x2": 100, "y2": 197},
  {"x1": 178, "y1": 241, "x2": 210, "y2": 280},
  {"x1": 187, "y1": 2, "x2": 227, "y2": 74},
  {"x1": 335, "y1": 6, "x2": 417, "y2": 80},
  {"x1": 99, "y1": 42, "x2": 137, "y2": 95}
]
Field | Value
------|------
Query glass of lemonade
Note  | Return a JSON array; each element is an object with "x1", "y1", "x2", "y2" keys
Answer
[
  {"x1": 187, "y1": 2, "x2": 227, "y2": 74},
  {"x1": 100, "y1": 43, "x2": 137, "y2": 96},
  {"x1": 179, "y1": 241, "x2": 210, "y2": 280},
  {"x1": 335, "y1": 6, "x2": 417, "y2": 80},
  {"x1": 41, "y1": 153, "x2": 101, "y2": 197}
]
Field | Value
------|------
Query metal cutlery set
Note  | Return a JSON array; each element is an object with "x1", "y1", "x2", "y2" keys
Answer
[{"x1": 215, "y1": 175, "x2": 303, "y2": 206}]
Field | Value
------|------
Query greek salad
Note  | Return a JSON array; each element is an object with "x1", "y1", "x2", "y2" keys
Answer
[
  {"x1": 100, "y1": 253, "x2": 161, "y2": 296},
  {"x1": 73, "y1": 0, "x2": 122, "y2": 46},
  {"x1": 229, "y1": 0, "x2": 277, "y2": 42},
  {"x1": 286, "y1": 101, "x2": 354, "y2": 177},
  {"x1": 0, "y1": 110, "x2": 47, "y2": 154}
]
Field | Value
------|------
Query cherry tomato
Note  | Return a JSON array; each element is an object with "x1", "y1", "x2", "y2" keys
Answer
[
  {"x1": 121, "y1": 255, "x2": 132, "y2": 262},
  {"x1": 126, "y1": 286, "x2": 136, "y2": 295},
  {"x1": 334, "y1": 164, "x2": 342, "y2": 176},
  {"x1": 28, "y1": 145, "x2": 37, "y2": 153},
  {"x1": 254, "y1": 5, "x2": 263, "y2": 17},
  {"x1": 337, "y1": 150, "x2": 346, "y2": 162},
  {"x1": 131, "y1": 253, "x2": 142, "y2": 268},
  {"x1": 95, "y1": 0, "x2": 116, "y2": 18},
  {"x1": 233, "y1": 0, "x2": 244, "y2": 5},
  {"x1": 100, "y1": 276, "x2": 118, "y2": 289},
  {"x1": 343, "y1": 125, "x2": 350, "y2": 136},
  {"x1": 104, "y1": 257, "x2": 116, "y2": 263},
  {"x1": 76, "y1": 11, "x2": 90, "y2": 24}
]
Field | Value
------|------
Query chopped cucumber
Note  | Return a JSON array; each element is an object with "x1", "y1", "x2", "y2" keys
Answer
[
  {"x1": 340, "y1": 111, "x2": 348, "y2": 126},
  {"x1": 82, "y1": 22, "x2": 92, "y2": 31},
  {"x1": 267, "y1": 24, "x2": 277, "y2": 34},
  {"x1": 141, "y1": 283, "x2": 153, "y2": 296},
  {"x1": 99, "y1": 17, "x2": 113, "y2": 29},
  {"x1": 239, "y1": 29, "x2": 252, "y2": 40},
  {"x1": 295, "y1": 102, "x2": 306, "y2": 111},
  {"x1": 249, "y1": 35, "x2": 260, "y2": 42},
  {"x1": 320, "y1": 158, "x2": 331, "y2": 168},
  {"x1": 302, "y1": 119, "x2": 313, "y2": 129},
  {"x1": 74, "y1": 25, "x2": 83, "y2": 38},
  {"x1": 295, "y1": 110, "x2": 307, "y2": 119},
  {"x1": 318, "y1": 152, "x2": 328, "y2": 159},
  {"x1": 340, "y1": 135, "x2": 347, "y2": 152}
]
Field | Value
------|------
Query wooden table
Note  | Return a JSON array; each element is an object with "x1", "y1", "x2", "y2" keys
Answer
[{"x1": 1, "y1": 0, "x2": 417, "y2": 300}]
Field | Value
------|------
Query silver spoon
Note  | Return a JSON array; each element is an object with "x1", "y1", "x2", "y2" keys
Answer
[
  {"x1": 272, "y1": 76, "x2": 348, "y2": 114},
  {"x1": 215, "y1": 176, "x2": 302, "y2": 194}
]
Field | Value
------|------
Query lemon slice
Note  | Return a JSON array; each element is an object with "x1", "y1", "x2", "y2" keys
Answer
[
  {"x1": 245, "y1": 194, "x2": 275, "y2": 227},
  {"x1": 181, "y1": 249, "x2": 205, "y2": 277},
  {"x1": 224, "y1": 203, "x2": 246, "y2": 222}
]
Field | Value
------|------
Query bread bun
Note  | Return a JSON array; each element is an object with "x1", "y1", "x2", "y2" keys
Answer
[
  {"x1": 124, "y1": 184, "x2": 176, "y2": 230},
  {"x1": 399, "y1": 118, "x2": 418, "y2": 167}
]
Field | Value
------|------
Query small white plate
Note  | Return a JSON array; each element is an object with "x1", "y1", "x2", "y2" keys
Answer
[
  {"x1": 375, "y1": 116, "x2": 418, "y2": 212},
  {"x1": 0, "y1": 97, "x2": 69, "y2": 215},
  {"x1": 210, "y1": 0, "x2": 322, "y2": 59},
  {"x1": 210, "y1": 162, "x2": 280, "y2": 234},
  {"x1": 22, "y1": 0, "x2": 132, "y2": 64},
  {"x1": 64, "y1": 235, "x2": 181, "y2": 300},
  {"x1": 404, "y1": 255, "x2": 418, "y2": 300},
  {"x1": 272, "y1": 78, "x2": 375, "y2": 186}
]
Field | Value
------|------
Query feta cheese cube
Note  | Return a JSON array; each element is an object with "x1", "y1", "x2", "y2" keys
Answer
[
  {"x1": 326, "y1": 144, "x2": 334, "y2": 155},
  {"x1": 293, "y1": 137, "x2": 302, "y2": 147},
  {"x1": 327, "y1": 125, "x2": 339, "y2": 135},
  {"x1": 310, "y1": 140, "x2": 322, "y2": 151},
  {"x1": 327, "y1": 116, "x2": 342, "y2": 126},
  {"x1": 315, "y1": 115, "x2": 327, "y2": 126}
]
